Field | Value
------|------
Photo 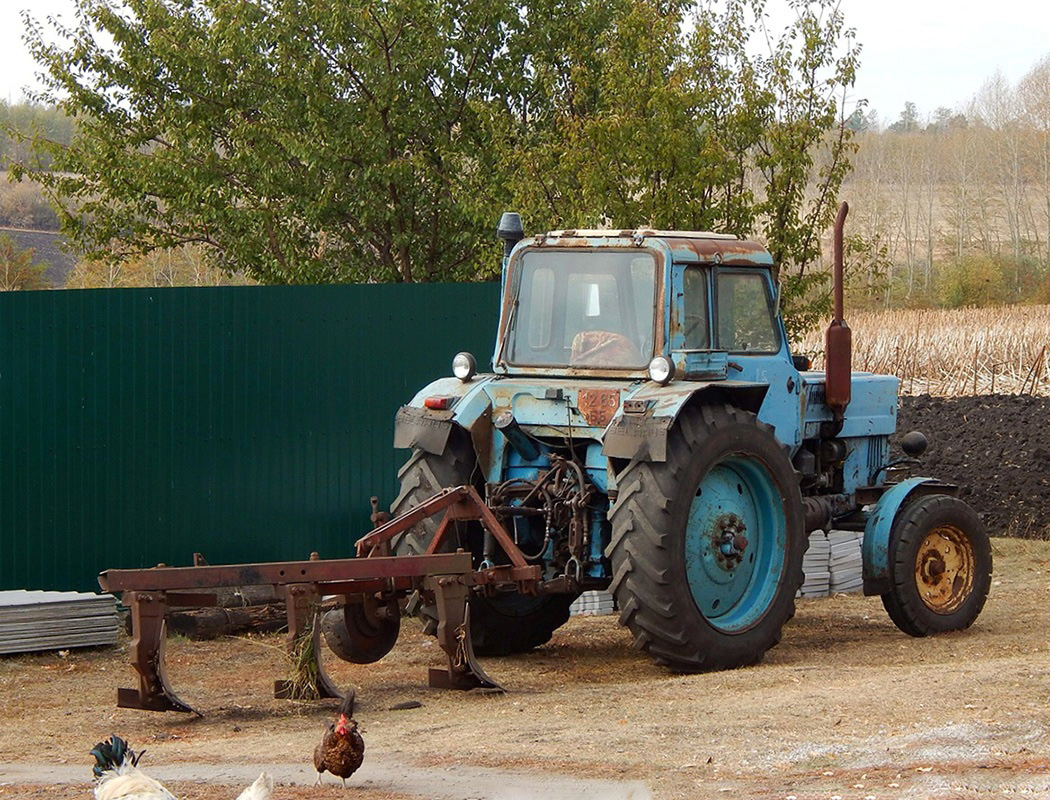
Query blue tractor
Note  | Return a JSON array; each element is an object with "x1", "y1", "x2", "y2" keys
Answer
[{"x1": 387, "y1": 205, "x2": 992, "y2": 671}]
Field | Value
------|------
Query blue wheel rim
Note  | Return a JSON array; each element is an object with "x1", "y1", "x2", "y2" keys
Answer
[{"x1": 684, "y1": 456, "x2": 787, "y2": 632}]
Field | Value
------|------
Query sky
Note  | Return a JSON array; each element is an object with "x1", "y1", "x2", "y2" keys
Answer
[{"x1": 1, "y1": 0, "x2": 1048, "y2": 126}]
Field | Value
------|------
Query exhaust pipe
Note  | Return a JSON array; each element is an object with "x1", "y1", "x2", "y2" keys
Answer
[{"x1": 825, "y1": 202, "x2": 851, "y2": 421}]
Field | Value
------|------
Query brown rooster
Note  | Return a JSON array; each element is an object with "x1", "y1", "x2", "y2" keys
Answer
[{"x1": 313, "y1": 694, "x2": 364, "y2": 787}]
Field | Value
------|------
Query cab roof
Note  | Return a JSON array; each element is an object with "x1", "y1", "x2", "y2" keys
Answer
[
  {"x1": 534, "y1": 229, "x2": 774, "y2": 267},
  {"x1": 545, "y1": 228, "x2": 739, "y2": 240}
]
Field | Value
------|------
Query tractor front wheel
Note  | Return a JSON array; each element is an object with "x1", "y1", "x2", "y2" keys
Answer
[
  {"x1": 391, "y1": 428, "x2": 575, "y2": 655},
  {"x1": 607, "y1": 404, "x2": 805, "y2": 672},
  {"x1": 881, "y1": 494, "x2": 992, "y2": 637}
]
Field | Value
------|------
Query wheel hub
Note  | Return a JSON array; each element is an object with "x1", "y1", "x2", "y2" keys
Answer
[
  {"x1": 714, "y1": 514, "x2": 749, "y2": 566},
  {"x1": 915, "y1": 524, "x2": 975, "y2": 614},
  {"x1": 684, "y1": 458, "x2": 787, "y2": 632}
]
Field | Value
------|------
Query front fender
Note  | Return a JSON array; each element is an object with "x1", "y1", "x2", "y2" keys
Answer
[
  {"x1": 862, "y1": 477, "x2": 940, "y2": 595},
  {"x1": 603, "y1": 380, "x2": 768, "y2": 462},
  {"x1": 393, "y1": 375, "x2": 494, "y2": 455}
]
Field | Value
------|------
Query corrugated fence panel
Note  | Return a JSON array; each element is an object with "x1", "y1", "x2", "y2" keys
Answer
[{"x1": 0, "y1": 282, "x2": 501, "y2": 592}]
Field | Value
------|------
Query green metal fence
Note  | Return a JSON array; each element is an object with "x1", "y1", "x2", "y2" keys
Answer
[{"x1": 0, "y1": 282, "x2": 500, "y2": 592}]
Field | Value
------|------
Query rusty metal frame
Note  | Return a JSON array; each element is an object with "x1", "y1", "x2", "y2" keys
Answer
[
  {"x1": 101, "y1": 485, "x2": 548, "y2": 714},
  {"x1": 355, "y1": 484, "x2": 543, "y2": 591},
  {"x1": 99, "y1": 552, "x2": 476, "y2": 593},
  {"x1": 356, "y1": 485, "x2": 526, "y2": 565},
  {"x1": 103, "y1": 551, "x2": 481, "y2": 714}
]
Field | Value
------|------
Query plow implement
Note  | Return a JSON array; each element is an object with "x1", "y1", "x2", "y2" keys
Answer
[{"x1": 99, "y1": 486, "x2": 544, "y2": 715}]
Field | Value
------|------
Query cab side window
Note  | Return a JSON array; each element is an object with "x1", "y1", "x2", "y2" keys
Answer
[
  {"x1": 716, "y1": 272, "x2": 778, "y2": 352},
  {"x1": 682, "y1": 266, "x2": 710, "y2": 349}
]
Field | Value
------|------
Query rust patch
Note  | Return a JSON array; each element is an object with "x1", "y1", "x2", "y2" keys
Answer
[
  {"x1": 662, "y1": 236, "x2": 773, "y2": 265},
  {"x1": 577, "y1": 388, "x2": 620, "y2": 428}
]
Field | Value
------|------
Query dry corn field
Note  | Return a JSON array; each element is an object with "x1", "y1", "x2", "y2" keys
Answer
[{"x1": 799, "y1": 304, "x2": 1050, "y2": 396}]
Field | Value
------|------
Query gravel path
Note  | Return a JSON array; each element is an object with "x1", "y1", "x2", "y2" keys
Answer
[{"x1": 0, "y1": 761, "x2": 653, "y2": 800}]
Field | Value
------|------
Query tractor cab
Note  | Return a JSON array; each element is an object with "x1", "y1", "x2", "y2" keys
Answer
[{"x1": 494, "y1": 227, "x2": 787, "y2": 386}]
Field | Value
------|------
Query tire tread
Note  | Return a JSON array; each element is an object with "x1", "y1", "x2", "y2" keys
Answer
[{"x1": 607, "y1": 404, "x2": 805, "y2": 672}]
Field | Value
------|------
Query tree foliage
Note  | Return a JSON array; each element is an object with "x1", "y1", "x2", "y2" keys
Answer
[
  {"x1": 0, "y1": 100, "x2": 74, "y2": 170},
  {"x1": 0, "y1": 235, "x2": 50, "y2": 290},
  {"x1": 17, "y1": 0, "x2": 860, "y2": 293},
  {"x1": 65, "y1": 244, "x2": 253, "y2": 288}
]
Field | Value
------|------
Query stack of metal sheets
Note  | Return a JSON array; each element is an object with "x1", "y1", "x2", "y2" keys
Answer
[
  {"x1": 569, "y1": 590, "x2": 616, "y2": 616},
  {"x1": 828, "y1": 530, "x2": 865, "y2": 593},
  {"x1": 799, "y1": 531, "x2": 831, "y2": 597},
  {"x1": 0, "y1": 590, "x2": 119, "y2": 655}
]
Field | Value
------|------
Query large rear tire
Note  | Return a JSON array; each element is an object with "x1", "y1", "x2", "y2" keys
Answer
[
  {"x1": 390, "y1": 428, "x2": 574, "y2": 655},
  {"x1": 881, "y1": 494, "x2": 992, "y2": 637},
  {"x1": 469, "y1": 593, "x2": 577, "y2": 656},
  {"x1": 607, "y1": 404, "x2": 805, "y2": 671}
]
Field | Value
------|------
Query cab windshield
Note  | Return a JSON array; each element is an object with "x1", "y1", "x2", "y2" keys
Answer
[{"x1": 505, "y1": 249, "x2": 657, "y2": 368}]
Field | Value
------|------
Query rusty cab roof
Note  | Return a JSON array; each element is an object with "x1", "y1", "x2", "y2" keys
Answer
[{"x1": 538, "y1": 229, "x2": 774, "y2": 267}]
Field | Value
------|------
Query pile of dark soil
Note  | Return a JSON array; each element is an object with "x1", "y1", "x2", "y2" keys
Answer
[{"x1": 895, "y1": 394, "x2": 1050, "y2": 537}]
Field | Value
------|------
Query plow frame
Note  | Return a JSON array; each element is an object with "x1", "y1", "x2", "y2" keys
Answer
[{"x1": 99, "y1": 486, "x2": 544, "y2": 715}]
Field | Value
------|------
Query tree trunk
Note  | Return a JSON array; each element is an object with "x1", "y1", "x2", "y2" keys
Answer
[{"x1": 166, "y1": 604, "x2": 288, "y2": 640}]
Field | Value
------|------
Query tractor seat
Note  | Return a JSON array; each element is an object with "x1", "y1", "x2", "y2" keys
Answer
[{"x1": 569, "y1": 331, "x2": 644, "y2": 367}]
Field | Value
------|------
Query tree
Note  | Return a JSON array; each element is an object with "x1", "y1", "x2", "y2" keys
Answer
[
  {"x1": 18, "y1": 0, "x2": 515, "y2": 283},
  {"x1": 889, "y1": 101, "x2": 920, "y2": 133},
  {"x1": 0, "y1": 235, "x2": 50, "y2": 290},
  {"x1": 488, "y1": 0, "x2": 861, "y2": 337},
  {"x1": 17, "y1": 0, "x2": 861, "y2": 306},
  {"x1": 1019, "y1": 54, "x2": 1050, "y2": 268},
  {"x1": 845, "y1": 108, "x2": 870, "y2": 132},
  {"x1": 65, "y1": 244, "x2": 254, "y2": 288},
  {"x1": 0, "y1": 101, "x2": 74, "y2": 170}
]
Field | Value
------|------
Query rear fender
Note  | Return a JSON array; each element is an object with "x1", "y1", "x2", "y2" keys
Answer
[
  {"x1": 862, "y1": 477, "x2": 944, "y2": 595},
  {"x1": 603, "y1": 381, "x2": 768, "y2": 462}
]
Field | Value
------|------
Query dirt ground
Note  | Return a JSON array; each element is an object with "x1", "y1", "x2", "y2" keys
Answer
[
  {"x1": 0, "y1": 538, "x2": 1047, "y2": 799},
  {"x1": 896, "y1": 395, "x2": 1050, "y2": 537}
]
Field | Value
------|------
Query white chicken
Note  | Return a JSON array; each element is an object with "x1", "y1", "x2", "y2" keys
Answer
[
  {"x1": 235, "y1": 772, "x2": 275, "y2": 800},
  {"x1": 90, "y1": 735, "x2": 273, "y2": 800}
]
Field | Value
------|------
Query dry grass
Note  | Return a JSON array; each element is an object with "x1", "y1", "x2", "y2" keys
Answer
[
  {"x1": 799, "y1": 304, "x2": 1050, "y2": 396},
  {"x1": 2, "y1": 538, "x2": 1050, "y2": 798}
]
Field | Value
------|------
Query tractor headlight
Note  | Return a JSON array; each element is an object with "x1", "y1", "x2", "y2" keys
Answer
[
  {"x1": 648, "y1": 355, "x2": 674, "y2": 385},
  {"x1": 452, "y1": 352, "x2": 477, "y2": 382}
]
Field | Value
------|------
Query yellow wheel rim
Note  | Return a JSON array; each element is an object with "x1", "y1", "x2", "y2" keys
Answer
[{"x1": 914, "y1": 524, "x2": 975, "y2": 614}]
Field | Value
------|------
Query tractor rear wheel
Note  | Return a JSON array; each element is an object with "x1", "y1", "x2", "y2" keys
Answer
[
  {"x1": 607, "y1": 404, "x2": 805, "y2": 671},
  {"x1": 881, "y1": 494, "x2": 992, "y2": 637},
  {"x1": 468, "y1": 593, "x2": 577, "y2": 656},
  {"x1": 390, "y1": 428, "x2": 575, "y2": 655}
]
